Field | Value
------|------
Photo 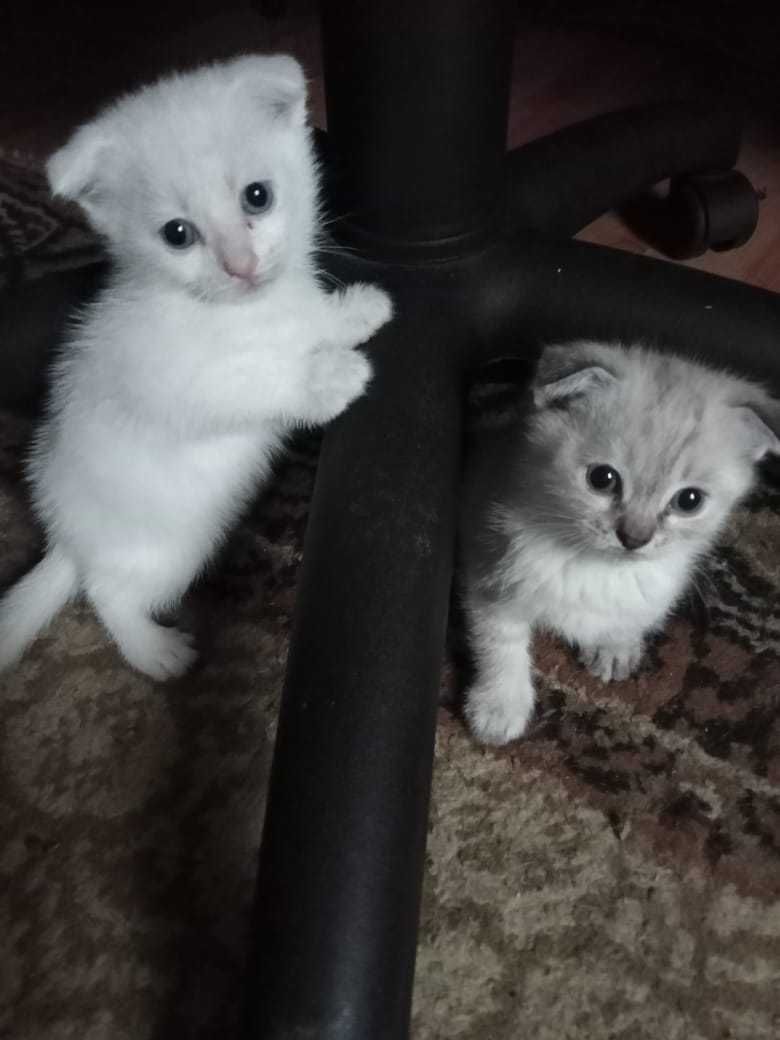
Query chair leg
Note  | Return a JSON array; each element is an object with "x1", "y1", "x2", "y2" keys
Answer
[
  {"x1": 503, "y1": 100, "x2": 742, "y2": 238},
  {"x1": 465, "y1": 234, "x2": 780, "y2": 393}
]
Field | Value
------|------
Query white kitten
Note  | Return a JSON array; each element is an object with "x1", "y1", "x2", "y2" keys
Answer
[
  {"x1": 0, "y1": 55, "x2": 393, "y2": 680},
  {"x1": 459, "y1": 341, "x2": 780, "y2": 745}
]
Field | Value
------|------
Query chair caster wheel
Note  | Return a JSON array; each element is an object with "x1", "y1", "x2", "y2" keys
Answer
[{"x1": 665, "y1": 170, "x2": 760, "y2": 260}]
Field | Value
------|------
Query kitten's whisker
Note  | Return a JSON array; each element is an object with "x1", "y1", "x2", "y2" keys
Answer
[
  {"x1": 319, "y1": 209, "x2": 360, "y2": 230},
  {"x1": 317, "y1": 240, "x2": 363, "y2": 260},
  {"x1": 320, "y1": 271, "x2": 348, "y2": 290}
]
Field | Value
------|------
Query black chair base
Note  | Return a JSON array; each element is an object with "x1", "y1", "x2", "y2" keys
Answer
[{"x1": 243, "y1": 5, "x2": 780, "y2": 1039}]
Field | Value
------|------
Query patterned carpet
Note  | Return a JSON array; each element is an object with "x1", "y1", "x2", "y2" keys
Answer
[{"x1": 1, "y1": 154, "x2": 779, "y2": 1040}]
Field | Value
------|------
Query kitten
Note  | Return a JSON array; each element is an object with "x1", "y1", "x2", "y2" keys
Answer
[
  {"x1": 459, "y1": 340, "x2": 780, "y2": 745},
  {"x1": 0, "y1": 55, "x2": 393, "y2": 680}
]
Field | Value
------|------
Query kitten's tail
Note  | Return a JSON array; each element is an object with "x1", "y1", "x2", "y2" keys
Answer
[{"x1": 0, "y1": 545, "x2": 79, "y2": 671}]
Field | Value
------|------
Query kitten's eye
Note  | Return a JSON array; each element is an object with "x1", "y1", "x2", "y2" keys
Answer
[
  {"x1": 161, "y1": 219, "x2": 198, "y2": 249},
  {"x1": 587, "y1": 464, "x2": 622, "y2": 495},
  {"x1": 242, "y1": 181, "x2": 274, "y2": 215},
  {"x1": 670, "y1": 487, "x2": 705, "y2": 514}
]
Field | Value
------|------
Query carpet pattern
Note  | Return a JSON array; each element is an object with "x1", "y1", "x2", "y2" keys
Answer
[
  {"x1": 1, "y1": 156, "x2": 779, "y2": 1040},
  {"x1": 0, "y1": 151, "x2": 102, "y2": 292}
]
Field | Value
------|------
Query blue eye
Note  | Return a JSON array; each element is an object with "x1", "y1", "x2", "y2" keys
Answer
[
  {"x1": 587, "y1": 464, "x2": 622, "y2": 495},
  {"x1": 670, "y1": 487, "x2": 705, "y2": 514},
  {"x1": 242, "y1": 181, "x2": 274, "y2": 215},
  {"x1": 161, "y1": 219, "x2": 197, "y2": 249}
]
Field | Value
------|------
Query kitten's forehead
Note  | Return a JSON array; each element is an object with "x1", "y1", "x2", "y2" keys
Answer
[
  {"x1": 106, "y1": 68, "x2": 296, "y2": 203},
  {"x1": 574, "y1": 363, "x2": 724, "y2": 491},
  {"x1": 129, "y1": 100, "x2": 278, "y2": 166}
]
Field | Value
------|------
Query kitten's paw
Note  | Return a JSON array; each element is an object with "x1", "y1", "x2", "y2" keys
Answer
[
  {"x1": 580, "y1": 640, "x2": 643, "y2": 682},
  {"x1": 465, "y1": 681, "x2": 534, "y2": 746},
  {"x1": 308, "y1": 344, "x2": 373, "y2": 421},
  {"x1": 124, "y1": 625, "x2": 198, "y2": 682},
  {"x1": 337, "y1": 283, "x2": 394, "y2": 345}
]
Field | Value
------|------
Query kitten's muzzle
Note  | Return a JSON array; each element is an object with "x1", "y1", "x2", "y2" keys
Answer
[
  {"x1": 616, "y1": 517, "x2": 654, "y2": 551},
  {"x1": 215, "y1": 233, "x2": 260, "y2": 284},
  {"x1": 222, "y1": 253, "x2": 259, "y2": 283}
]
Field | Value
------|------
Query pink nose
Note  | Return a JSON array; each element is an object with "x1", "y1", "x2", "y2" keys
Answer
[{"x1": 222, "y1": 253, "x2": 258, "y2": 281}]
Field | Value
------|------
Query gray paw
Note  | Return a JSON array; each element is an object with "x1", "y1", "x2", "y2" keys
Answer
[{"x1": 465, "y1": 679, "x2": 534, "y2": 746}]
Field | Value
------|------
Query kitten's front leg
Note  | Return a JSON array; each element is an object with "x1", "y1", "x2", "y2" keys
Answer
[
  {"x1": 303, "y1": 342, "x2": 374, "y2": 424},
  {"x1": 465, "y1": 598, "x2": 535, "y2": 746},
  {"x1": 579, "y1": 637, "x2": 644, "y2": 682},
  {"x1": 324, "y1": 283, "x2": 394, "y2": 349},
  {"x1": 299, "y1": 282, "x2": 393, "y2": 423}
]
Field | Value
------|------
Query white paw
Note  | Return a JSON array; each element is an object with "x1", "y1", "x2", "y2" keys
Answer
[
  {"x1": 309, "y1": 344, "x2": 372, "y2": 421},
  {"x1": 580, "y1": 641, "x2": 643, "y2": 682},
  {"x1": 465, "y1": 681, "x2": 534, "y2": 746},
  {"x1": 338, "y1": 283, "x2": 394, "y2": 344},
  {"x1": 123, "y1": 626, "x2": 198, "y2": 682}
]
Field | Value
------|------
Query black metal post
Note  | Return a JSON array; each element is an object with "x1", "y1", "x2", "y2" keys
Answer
[
  {"x1": 320, "y1": 0, "x2": 516, "y2": 259},
  {"x1": 242, "y1": 290, "x2": 468, "y2": 1040}
]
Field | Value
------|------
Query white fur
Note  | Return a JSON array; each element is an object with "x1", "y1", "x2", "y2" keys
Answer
[
  {"x1": 464, "y1": 526, "x2": 688, "y2": 744},
  {"x1": 0, "y1": 56, "x2": 393, "y2": 679},
  {"x1": 461, "y1": 341, "x2": 780, "y2": 745}
]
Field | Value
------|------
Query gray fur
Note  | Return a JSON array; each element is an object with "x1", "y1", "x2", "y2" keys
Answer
[{"x1": 459, "y1": 340, "x2": 779, "y2": 746}]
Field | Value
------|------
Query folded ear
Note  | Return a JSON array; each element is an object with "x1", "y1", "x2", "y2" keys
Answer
[
  {"x1": 47, "y1": 121, "x2": 114, "y2": 226},
  {"x1": 733, "y1": 393, "x2": 780, "y2": 461},
  {"x1": 533, "y1": 341, "x2": 618, "y2": 408},
  {"x1": 230, "y1": 53, "x2": 307, "y2": 127}
]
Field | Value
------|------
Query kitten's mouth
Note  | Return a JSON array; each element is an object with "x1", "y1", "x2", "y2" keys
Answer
[
  {"x1": 607, "y1": 541, "x2": 657, "y2": 560},
  {"x1": 197, "y1": 262, "x2": 280, "y2": 302},
  {"x1": 221, "y1": 271, "x2": 271, "y2": 298},
  {"x1": 225, "y1": 259, "x2": 281, "y2": 295},
  {"x1": 230, "y1": 275, "x2": 262, "y2": 291}
]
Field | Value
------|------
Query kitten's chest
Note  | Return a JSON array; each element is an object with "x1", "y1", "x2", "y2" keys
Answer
[
  {"x1": 168, "y1": 429, "x2": 277, "y2": 494},
  {"x1": 509, "y1": 543, "x2": 685, "y2": 640}
]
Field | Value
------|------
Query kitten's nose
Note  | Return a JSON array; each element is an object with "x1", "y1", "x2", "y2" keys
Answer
[
  {"x1": 616, "y1": 519, "x2": 654, "y2": 551},
  {"x1": 215, "y1": 231, "x2": 259, "y2": 282},
  {"x1": 222, "y1": 252, "x2": 258, "y2": 282}
]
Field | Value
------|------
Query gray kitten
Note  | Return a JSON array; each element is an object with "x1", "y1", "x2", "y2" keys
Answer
[{"x1": 459, "y1": 340, "x2": 780, "y2": 745}]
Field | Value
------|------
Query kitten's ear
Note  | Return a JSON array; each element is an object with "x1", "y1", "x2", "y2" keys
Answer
[
  {"x1": 232, "y1": 54, "x2": 307, "y2": 127},
  {"x1": 732, "y1": 394, "x2": 780, "y2": 461},
  {"x1": 47, "y1": 122, "x2": 114, "y2": 223},
  {"x1": 533, "y1": 342, "x2": 618, "y2": 408}
]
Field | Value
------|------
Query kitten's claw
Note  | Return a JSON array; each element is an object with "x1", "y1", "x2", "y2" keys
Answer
[
  {"x1": 465, "y1": 681, "x2": 533, "y2": 746},
  {"x1": 308, "y1": 344, "x2": 372, "y2": 421},
  {"x1": 580, "y1": 641, "x2": 643, "y2": 682},
  {"x1": 338, "y1": 283, "x2": 394, "y2": 344},
  {"x1": 124, "y1": 626, "x2": 198, "y2": 682}
]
